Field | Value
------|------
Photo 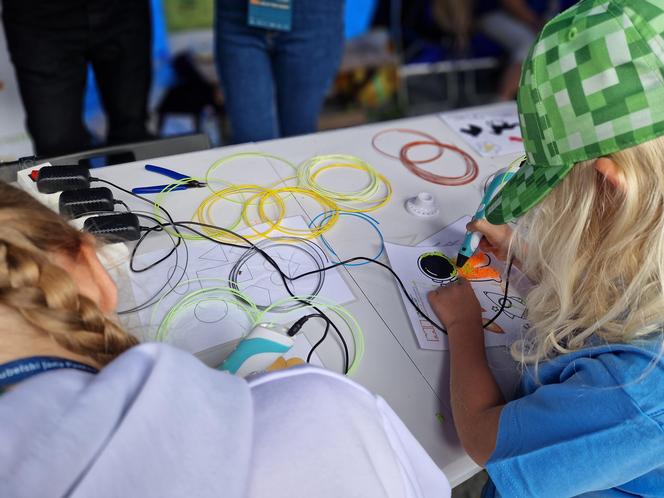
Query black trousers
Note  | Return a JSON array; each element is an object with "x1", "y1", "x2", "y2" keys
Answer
[{"x1": 2, "y1": 0, "x2": 152, "y2": 157}]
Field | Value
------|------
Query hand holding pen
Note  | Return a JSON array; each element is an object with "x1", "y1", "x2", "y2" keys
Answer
[
  {"x1": 465, "y1": 219, "x2": 514, "y2": 263},
  {"x1": 456, "y1": 169, "x2": 516, "y2": 267}
]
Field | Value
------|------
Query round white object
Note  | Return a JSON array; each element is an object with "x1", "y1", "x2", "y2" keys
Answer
[{"x1": 405, "y1": 192, "x2": 439, "y2": 217}]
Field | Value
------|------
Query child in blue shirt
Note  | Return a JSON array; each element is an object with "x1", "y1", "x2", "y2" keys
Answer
[{"x1": 428, "y1": 0, "x2": 664, "y2": 495}]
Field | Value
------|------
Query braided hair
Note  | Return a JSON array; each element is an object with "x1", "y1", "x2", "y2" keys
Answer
[{"x1": 0, "y1": 182, "x2": 138, "y2": 366}]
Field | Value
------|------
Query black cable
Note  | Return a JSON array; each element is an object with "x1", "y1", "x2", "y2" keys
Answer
[
  {"x1": 91, "y1": 177, "x2": 182, "y2": 270},
  {"x1": 91, "y1": 178, "x2": 190, "y2": 314},
  {"x1": 119, "y1": 212, "x2": 189, "y2": 315},
  {"x1": 289, "y1": 256, "x2": 515, "y2": 335},
  {"x1": 95, "y1": 176, "x2": 513, "y2": 367},
  {"x1": 135, "y1": 220, "x2": 351, "y2": 373},
  {"x1": 286, "y1": 313, "x2": 330, "y2": 364},
  {"x1": 115, "y1": 199, "x2": 130, "y2": 211}
]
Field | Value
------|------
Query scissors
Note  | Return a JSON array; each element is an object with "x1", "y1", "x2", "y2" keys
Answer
[{"x1": 132, "y1": 164, "x2": 206, "y2": 194}]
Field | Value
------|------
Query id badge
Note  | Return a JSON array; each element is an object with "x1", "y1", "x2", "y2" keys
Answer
[{"x1": 248, "y1": 0, "x2": 292, "y2": 31}]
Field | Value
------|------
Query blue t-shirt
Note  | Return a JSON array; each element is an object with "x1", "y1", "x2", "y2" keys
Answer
[{"x1": 483, "y1": 338, "x2": 664, "y2": 497}]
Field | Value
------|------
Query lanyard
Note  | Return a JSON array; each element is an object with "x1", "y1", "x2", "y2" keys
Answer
[{"x1": 0, "y1": 356, "x2": 98, "y2": 392}]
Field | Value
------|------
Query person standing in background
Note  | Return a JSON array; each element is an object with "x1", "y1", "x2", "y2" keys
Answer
[
  {"x1": 215, "y1": 0, "x2": 344, "y2": 144},
  {"x1": 434, "y1": 0, "x2": 575, "y2": 101},
  {"x1": 1, "y1": 0, "x2": 152, "y2": 157}
]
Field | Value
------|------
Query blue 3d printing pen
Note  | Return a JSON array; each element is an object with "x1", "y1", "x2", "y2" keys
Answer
[{"x1": 456, "y1": 169, "x2": 515, "y2": 268}]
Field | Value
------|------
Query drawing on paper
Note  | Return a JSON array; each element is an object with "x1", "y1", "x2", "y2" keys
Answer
[
  {"x1": 130, "y1": 216, "x2": 355, "y2": 356},
  {"x1": 481, "y1": 306, "x2": 505, "y2": 334},
  {"x1": 458, "y1": 252, "x2": 502, "y2": 283},
  {"x1": 417, "y1": 251, "x2": 457, "y2": 284},
  {"x1": 410, "y1": 281, "x2": 442, "y2": 343},
  {"x1": 440, "y1": 102, "x2": 525, "y2": 158},
  {"x1": 484, "y1": 292, "x2": 526, "y2": 320},
  {"x1": 386, "y1": 235, "x2": 530, "y2": 351}
]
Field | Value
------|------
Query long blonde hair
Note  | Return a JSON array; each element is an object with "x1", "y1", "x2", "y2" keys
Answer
[
  {"x1": 511, "y1": 136, "x2": 664, "y2": 365},
  {"x1": 0, "y1": 182, "x2": 137, "y2": 366}
]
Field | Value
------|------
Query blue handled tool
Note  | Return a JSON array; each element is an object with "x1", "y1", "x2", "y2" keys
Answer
[
  {"x1": 456, "y1": 169, "x2": 516, "y2": 268},
  {"x1": 132, "y1": 164, "x2": 206, "y2": 194}
]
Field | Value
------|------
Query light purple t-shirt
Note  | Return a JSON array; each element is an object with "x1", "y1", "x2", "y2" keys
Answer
[{"x1": 0, "y1": 343, "x2": 450, "y2": 498}]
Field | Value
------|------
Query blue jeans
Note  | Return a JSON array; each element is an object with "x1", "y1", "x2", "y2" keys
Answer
[{"x1": 215, "y1": 0, "x2": 344, "y2": 143}]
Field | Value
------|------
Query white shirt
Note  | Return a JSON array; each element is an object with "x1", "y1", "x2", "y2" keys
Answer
[{"x1": 0, "y1": 344, "x2": 450, "y2": 498}]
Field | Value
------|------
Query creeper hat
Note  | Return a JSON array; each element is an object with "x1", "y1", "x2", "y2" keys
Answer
[{"x1": 487, "y1": 0, "x2": 664, "y2": 224}]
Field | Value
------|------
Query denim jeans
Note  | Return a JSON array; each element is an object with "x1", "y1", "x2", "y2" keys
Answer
[{"x1": 215, "y1": 0, "x2": 344, "y2": 143}]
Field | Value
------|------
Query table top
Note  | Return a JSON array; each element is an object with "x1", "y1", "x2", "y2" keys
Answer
[{"x1": 94, "y1": 106, "x2": 524, "y2": 487}]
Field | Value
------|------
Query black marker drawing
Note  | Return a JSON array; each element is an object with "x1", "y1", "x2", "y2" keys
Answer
[
  {"x1": 488, "y1": 121, "x2": 519, "y2": 136},
  {"x1": 460, "y1": 124, "x2": 483, "y2": 137},
  {"x1": 417, "y1": 252, "x2": 458, "y2": 284},
  {"x1": 483, "y1": 291, "x2": 526, "y2": 320}
]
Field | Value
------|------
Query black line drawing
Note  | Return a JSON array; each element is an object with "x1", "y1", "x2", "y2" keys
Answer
[
  {"x1": 193, "y1": 300, "x2": 230, "y2": 323},
  {"x1": 417, "y1": 251, "x2": 457, "y2": 284},
  {"x1": 167, "y1": 265, "x2": 193, "y2": 295},
  {"x1": 483, "y1": 291, "x2": 526, "y2": 320},
  {"x1": 198, "y1": 244, "x2": 229, "y2": 264},
  {"x1": 241, "y1": 283, "x2": 273, "y2": 307}
]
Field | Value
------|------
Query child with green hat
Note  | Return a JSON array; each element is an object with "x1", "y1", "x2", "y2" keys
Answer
[{"x1": 428, "y1": 0, "x2": 664, "y2": 495}]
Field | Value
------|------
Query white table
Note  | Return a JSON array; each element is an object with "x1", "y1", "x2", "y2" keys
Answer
[{"x1": 95, "y1": 106, "x2": 523, "y2": 487}]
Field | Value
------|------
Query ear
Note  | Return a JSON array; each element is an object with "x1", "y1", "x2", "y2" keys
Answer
[
  {"x1": 594, "y1": 157, "x2": 625, "y2": 191},
  {"x1": 78, "y1": 236, "x2": 118, "y2": 314}
]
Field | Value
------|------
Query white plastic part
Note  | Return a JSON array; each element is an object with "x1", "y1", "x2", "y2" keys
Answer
[
  {"x1": 15, "y1": 166, "x2": 130, "y2": 277},
  {"x1": 16, "y1": 163, "x2": 61, "y2": 212},
  {"x1": 222, "y1": 323, "x2": 295, "y2": 377},
  {"x1": 405, "y1": 192, "x2": 440, "y2": 217}
]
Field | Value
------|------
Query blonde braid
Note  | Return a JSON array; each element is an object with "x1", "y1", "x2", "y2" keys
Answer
[{"x1": 0, "y1": 183, "x2": 138, "y2": 366}]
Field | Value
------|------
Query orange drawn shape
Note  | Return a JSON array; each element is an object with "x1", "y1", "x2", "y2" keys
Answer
[
  {"x1": 266, "y1": 356, "x2": 306, "y2": 372},
  {"x1": 480, "y1": 306, "x2": 505, "y2": 334},
  {"x1": 458, "y1": 252, "x2": 502, "y2": 283}
]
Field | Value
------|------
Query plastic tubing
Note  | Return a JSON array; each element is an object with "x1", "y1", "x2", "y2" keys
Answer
[
  {"x1": 256, "y1": 295, "x2": 364, "y2": 376},
  {"x1": 251, "y1": 186, "x2": 340, "y2": 239},
  {"x1": 152, "y1": 279, "x2": 261, "y2": 342},
  {"x1": 399, "y1": 141, "x2": 479, "y2": 186},
  {"x1": 308, "y1": 211, "x2": 385, "y2": 267},
  {"x1": 297, "y1": 154, "x2": 392, "y2": 212},
  {"x1": 205, "y1": 152, "x2": 297, "y2": 195},
  {"x1": 227, "y1": 237, "x2": 327, "y2": 312},
  {"x1": 371, "y1": 128, "x2": 444, "y2": 163},
  {"x1": 196, "y1": 185, "x2": 287, "y2": 241}
]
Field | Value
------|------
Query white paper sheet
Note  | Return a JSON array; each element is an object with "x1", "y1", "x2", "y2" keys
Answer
[
  {"x1": 440, "y1": 102, "x2": 525, "y2": 158},
  {"x1": 128, "y1": 216, "x2": 355, "y2": 364},
  {"x1": 385, "y1": 217, "x2": 529, "y2": 350}
]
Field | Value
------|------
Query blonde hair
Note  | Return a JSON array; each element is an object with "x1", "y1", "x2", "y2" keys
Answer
[
  {"x1": 510, "y1": 136, "x2": 664, "y2": 366},
  {"x1": 0, "y1": 182, "x2": 138, "y2": 366}
]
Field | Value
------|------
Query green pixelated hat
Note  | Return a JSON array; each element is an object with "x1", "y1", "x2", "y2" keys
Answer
[{"x1": 486, "y1": 0, "x2": 664, "y2": 225}]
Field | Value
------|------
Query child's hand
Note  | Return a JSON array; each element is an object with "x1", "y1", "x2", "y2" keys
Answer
[
  {"x1": 427, "y1": 279, "x2": 482, "y2": 331},
  {"x1": 467, "y1": 219, "x2": 514, "y2": 262}
]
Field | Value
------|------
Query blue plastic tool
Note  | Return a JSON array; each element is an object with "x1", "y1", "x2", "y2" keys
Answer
[
  {"x1": 456, "y1": 169, "x2": 516, "y2": 268},
  {"x1": 220, "y1": 323, "x2": 295, "y2": 377},
  {"x1": 132, "y1": 164, "x2": 206, "y2": 194}
]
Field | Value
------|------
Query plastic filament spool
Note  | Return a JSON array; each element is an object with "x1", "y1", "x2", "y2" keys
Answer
[
  {"x1": 228, "y1": 237, "x2": 327, "y2": 312},
  {"x1": 309, "y1": 211, "x2": 385, "y2": 267},
  {"x1": 405, "y1": 192, "x2": 440, "y2": 217},
  {"x1": 297, "y1": 154, "x2": 392, "y2": 213},
  {"x1": 371, "y1": 128, "x2": 444, "y2": 162},
  {"x1": 400, "y1": 141, "x2": 479, "y2": 186}
]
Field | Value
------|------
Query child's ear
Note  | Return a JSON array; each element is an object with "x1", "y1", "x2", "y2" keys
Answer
[{"x1": 594, "y1": 157, "x2": 625, "y2": 191}]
